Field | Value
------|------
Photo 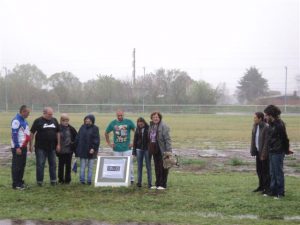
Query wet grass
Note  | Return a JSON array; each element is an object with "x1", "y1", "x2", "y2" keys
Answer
[
  {"x1": 181, "y1": 158, "x2": 207, "y2": 166},
  {"x1": 0, "y1": 158, "x2": 300, "y2": 224},
  {"x1": 228, "y1": 157, "x2": 249, "y2": 166},
  {"x1": 1, "y1": 112, "x2": 300, "y2": 150},
  {"x1": 1, "y1": 112, "x2": 300, "y2": 224}
]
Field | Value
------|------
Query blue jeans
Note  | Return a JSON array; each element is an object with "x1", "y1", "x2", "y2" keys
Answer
[
  {"x1": 269, "y1": 153, "x2": 285, "y2": 196},
  {"x1": 80, "y1": 158, "x2": 94, "y2": 183},
  {"x1": 136, "y1": 149, "x2": 152, "y2": 187},
  {"x1": 35, "y1": 148, "x2": 57, "y2": 184}
]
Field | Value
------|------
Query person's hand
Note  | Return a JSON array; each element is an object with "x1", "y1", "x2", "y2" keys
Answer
[
  {"x1": 108, "y1": 143, "x2": 115, "y2": 149},
  {"x1": 286, "y1": 149, "x2": 294, "y2": 155},
  {"x1": 56, "y1": 144, "x2": 61, "y2": 153},
  {"x1": 16, "y1": 148, "x2": 22, "y2": 155},
  {"x1": 128, "y1": 143, "x2": 133, "y2": 148}
]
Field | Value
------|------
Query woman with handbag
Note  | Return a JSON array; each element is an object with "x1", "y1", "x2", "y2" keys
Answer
[{"x1": 148, "y1": 112, "x2": 172, "y2": 190}]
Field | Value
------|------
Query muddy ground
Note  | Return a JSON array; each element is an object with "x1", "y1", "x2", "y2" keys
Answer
[
  {"x1": 0, "y1": 219, "x2": 177, "y2": 225},
  {"x1": 1, "y1": 143, "x2": 299, "y2": 176}
]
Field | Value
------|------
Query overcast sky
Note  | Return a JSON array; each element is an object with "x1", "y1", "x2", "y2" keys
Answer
[{"x1": 0, "y1": 0, "x2": 299, "y2": 94}]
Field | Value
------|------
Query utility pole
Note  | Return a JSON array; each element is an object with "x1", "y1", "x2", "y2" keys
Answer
[
  {"x1": 132, "y1": 48, "x2": 136, "y2": 86},
  {"x1": 284, "y1": 66, "x2": 287, "y2": 113},
  {"x1": 143, "y1": 67, "x2": 145, "y2": 113},
  {"x1": 3, "y1": 67, "x2": 8, "y2": 112}
]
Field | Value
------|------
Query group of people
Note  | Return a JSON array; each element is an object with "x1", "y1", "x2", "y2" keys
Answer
[
  {"x1": 250, "y1": 104, "x2": 291, "y2": 199},
  {"x1": 11, "y1": 103, "x2": 292, "y2": 196},
  {"x1": 11, "y1": 106, "x2": 172, "y2": 190}
]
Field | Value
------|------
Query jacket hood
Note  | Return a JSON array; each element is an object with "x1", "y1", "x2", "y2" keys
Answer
[{"x1": 84, "y1": 114, "x2": 95, "y2": 124}]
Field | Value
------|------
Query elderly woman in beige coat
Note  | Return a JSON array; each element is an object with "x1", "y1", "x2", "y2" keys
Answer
[{"x1": 148, "y1": 111, "x2": 172, "y2": 190}]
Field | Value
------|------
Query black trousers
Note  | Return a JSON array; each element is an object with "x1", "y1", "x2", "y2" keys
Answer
[
  {"x1": 152, "y1": 150, "x2": 169, "y2": 188},
  {"x1": 256, "y1": 156, "x2": 270, "y2": 191},
  {"x1": 11, "y1": 147, "x2": 27, "y2": 188},
  {"x1": 58, "y1": 153, "x2": 73, "y2": 183}
]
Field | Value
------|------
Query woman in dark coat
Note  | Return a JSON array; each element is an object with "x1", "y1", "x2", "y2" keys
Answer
[
  {"x1": 132, "y1": 117, "x2": 152, "y2": 188},
  {"x1": 57, "y1": 114, "x2": 77, "y2": 184},
  {"x1": 75, "y1": 114, "x2": 100, "y2": 185}
]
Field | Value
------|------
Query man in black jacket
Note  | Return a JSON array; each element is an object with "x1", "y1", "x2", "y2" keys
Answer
[
  {"x1": 264, "y1": 105, "x2": 290, "y2": 199},
  {"x1": 250, "y1": 112, "x2": 270, "y2": 194}
]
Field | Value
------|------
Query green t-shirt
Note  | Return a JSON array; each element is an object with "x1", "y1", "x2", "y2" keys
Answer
[{"x1": 105, "y1": 118, "x2": 136, "y2": 152}]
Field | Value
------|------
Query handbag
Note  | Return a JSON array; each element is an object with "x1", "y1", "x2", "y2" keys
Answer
[{"x1": 163, "y1": 152, "x2": 179, "y2": 169}]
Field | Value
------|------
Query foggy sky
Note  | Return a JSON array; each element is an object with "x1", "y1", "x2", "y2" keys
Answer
[{"x1": 0, "y1": 0, "x2": 299, "y2": 94}]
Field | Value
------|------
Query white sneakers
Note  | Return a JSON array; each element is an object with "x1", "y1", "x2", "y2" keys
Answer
[
  {"x1": 156, "y1": 186, "x2": 166, "y2": 190},
  {"x1": 149, "y1": 186, "x2": 166, "y2": 190}
]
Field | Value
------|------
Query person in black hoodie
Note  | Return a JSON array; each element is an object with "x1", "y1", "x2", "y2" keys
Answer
[
  {"x1": 75, "y1": 114, "x2": 100, "y2": 185},
  {"x1": 264, "y1": 105, "x2": 290, "y2": 199},
  {"x1": 57, "y1": 114, "x2": 77, "y2": 184},
  {"x1": 132, "y1": 117, "x2": 152, "y2": 188}
]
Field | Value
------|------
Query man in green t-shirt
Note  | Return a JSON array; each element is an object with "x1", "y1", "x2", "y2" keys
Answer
[{"x1": 105, "y1": 109, "x2": 136, "y2": 183}]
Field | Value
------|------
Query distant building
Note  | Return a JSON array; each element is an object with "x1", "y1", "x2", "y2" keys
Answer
[{"x1": 256, "y1": 91, "x2": 300, "y2": 105}]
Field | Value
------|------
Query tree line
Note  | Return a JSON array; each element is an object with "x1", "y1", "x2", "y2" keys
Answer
[{"x1": 0, "y1": 64, "x2": 279, "y2": 108}]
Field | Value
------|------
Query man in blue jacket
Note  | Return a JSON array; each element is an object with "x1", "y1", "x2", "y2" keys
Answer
[{"x1": 11, "y1": 105, "x2": 31, "y2": 190}]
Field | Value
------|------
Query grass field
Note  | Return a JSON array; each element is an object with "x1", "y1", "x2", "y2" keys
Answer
[
  {"x1": 1, "y1": 112, "x2": 299, "y2": 150},
  {"x1": 0, "y1": 112, "x2": 299, "y2": 224},
  {"x1": 0, "y1": 158, "x2": 300, "y2": 224}
]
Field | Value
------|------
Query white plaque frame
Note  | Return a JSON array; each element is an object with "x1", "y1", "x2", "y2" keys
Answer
[{"x1": 94, "y1": 156, "x2": 130, "y2": 187}]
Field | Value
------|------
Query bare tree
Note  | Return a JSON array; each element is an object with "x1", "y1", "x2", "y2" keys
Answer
[{"x1": 48, "y1": 71, "x2": 82, "y2": 103}]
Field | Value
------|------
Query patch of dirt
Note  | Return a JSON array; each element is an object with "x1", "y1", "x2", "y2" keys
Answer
[
  {"x1": 171, "y1": 148, "x2": 300, "y2": 177},
  {"x1": 0, "y1": 144, "x2": 11, "y2": 166},
  {"x1": 0, "y1": 219, "x2": 174, "y2": 225},
  {"x1": 1, "y1": 144, "x2": 299, "y2": 176}
]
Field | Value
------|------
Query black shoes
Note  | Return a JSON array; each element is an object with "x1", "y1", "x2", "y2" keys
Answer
[
  {"x1": 81, "y1": 181, "x2": 92, "y2": 185},
  {"x1": 51, "y1": 181, "x2": 58, "y2": 186}
]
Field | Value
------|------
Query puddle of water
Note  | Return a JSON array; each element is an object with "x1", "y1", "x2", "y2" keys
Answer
[
  {"x1": 198, "y1": 149, "x2": 227, "y2": 158},
  {"x1": 232, "y1": 214, "x2": 258, "y2": 220},
  {"x1": 284, "y1": 216, "x2": 300, "y2": 221}
]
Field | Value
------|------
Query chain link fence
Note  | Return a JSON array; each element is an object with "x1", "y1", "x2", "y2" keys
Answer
[
  {"x1": 57, "y1": 104, "x2": 300, "y2": 114},
  {"x1": 0, "y1": 103, "x2": 300, "y2": 114}
]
